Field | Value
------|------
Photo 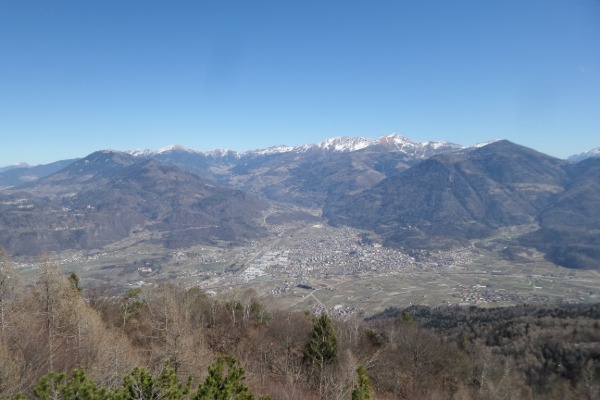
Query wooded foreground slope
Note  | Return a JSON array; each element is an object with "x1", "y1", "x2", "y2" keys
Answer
[{"x1": 0, "y1": 250, "x2": 599, "y2": 399}]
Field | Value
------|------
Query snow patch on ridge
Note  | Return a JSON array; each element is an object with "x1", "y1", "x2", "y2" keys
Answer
[
  {"x1": 471, "y1": 140, "x2": 501, "y2": 149},
  {"x1": 123, "y1": 134, "x2": 465, "y2": 160},
  {"x1": 157, "y1": 145, "x2": 203, "y2": 154},
  {"x1": 569, "y1": 147, "x2": 600, "y2": 162},
  {"x1": 128, "y1": 148, "x2": 154, "y2": 157},
  {"x1": 318, "y1": 136, "x2": 373, "y2": 152},
  {"x1": 252, "y1": 145, "x2": 296, "y2": 156}
]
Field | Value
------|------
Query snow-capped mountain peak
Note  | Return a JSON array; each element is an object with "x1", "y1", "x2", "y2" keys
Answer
[
  {"x1": 380, "y1": 133, "x2": 413, "y2": 144},
  {"x1": 205, "y1": 149, "x2": 240, "y2": 158},
  {"x1": 157, "y1": 145, "x2": 202, "y2": 154},
  {"x1": 122, "y1": 134, "x2": 464, "y2": 161},
  {"x1": 471, "y1": 140, "x2": 501, "y2": 149},
  {"x1": 128, "y1": 145, "x2": 203, "y2": 157},
  {"x1": 569, "y1": 147, "x2": 600, "y2": 162},
  {"x1": 128, "y1": 148, "x2": 154, "y2": 157},
  {"x1": 317, "y1": 136, "x2": 373, "y2": 152},
  {"x1": 250, "y1": 145, "x2": 296, "y2": 156}
]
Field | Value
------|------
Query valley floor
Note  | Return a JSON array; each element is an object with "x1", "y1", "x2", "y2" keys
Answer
[{"x1": 13, "y1": 219, "x2": 600, "y2": 317}]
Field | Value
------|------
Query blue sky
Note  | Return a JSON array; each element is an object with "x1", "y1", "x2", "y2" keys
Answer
[{"x1": 1, "y1": 0, "x2": 599, "y2": 166}]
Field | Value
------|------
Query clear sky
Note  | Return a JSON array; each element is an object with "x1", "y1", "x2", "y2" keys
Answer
[{"x1": 1, "y1": 0, "x2": 599, "y2": 166}]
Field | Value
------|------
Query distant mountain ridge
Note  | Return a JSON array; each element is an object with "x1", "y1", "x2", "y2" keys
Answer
[
  {"x1": 0, "y1": 159, "x2": 78, "y2": 188},
  {"x1": 325, "y1": 140, "x2": 568, "y2": 247},
  {"x1": 568, "y1": 147, "x2": 600, "y2": 162},
  {"x1": 2, "y1": 134, "x2": 597, "y2": 171},
  {"x1": 0, "y1": 135, "x2": 463, "y2": 192},
  {"x1": 325, "y1": 140, "x2": 599, "y2": 269},
  {"x1": 0, "y1": 151, "x2": 268, "y2": 256},
  {"x1": 0, "y1": 135, "x2": 599, "y2": 269},
  {"x1": 119, "y1": 134, "x2": 465, "y2": 207},
  {"x1": 125, "y1": 134, "x2": 463, "y2": 159},
  {"x1": 0, "y1": 162, "x2": 30, "y2": 172}
]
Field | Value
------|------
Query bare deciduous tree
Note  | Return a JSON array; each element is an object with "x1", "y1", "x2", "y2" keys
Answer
[{"x1": 0, "y1": 247, "x2": 20, "y2": 339}]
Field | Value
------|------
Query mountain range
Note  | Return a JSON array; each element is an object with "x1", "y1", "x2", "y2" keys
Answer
[
  {"x1": 0, "y1": 151, "x2": 267, "y2": 256},
  {"x1": 128, "y1": 135, "x2": 464, "y2": 207},
  {"x1": 325, "y1": 140, "x2": 568, "y2": 245},
  {"x1": 0, "y1": 135, "x2": 599, "y2": 269},
  {"x1": 568, "y1": 147, "x2": 600, "y2": 162}
]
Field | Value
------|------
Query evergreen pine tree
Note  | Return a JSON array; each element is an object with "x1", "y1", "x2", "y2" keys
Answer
[
  {"x1": 305, "y1": 313, "x2": 338, "y2": 369},
  {"x1": 121, "y1": 365, "x2": 189, "y2": 400},
  {"x1": 194, "y1": 356, "x2": 269, "y2": 400},
  {"x1": 351, "y1": 365, "x2": 372, "y2": 400},
  {"x1": 33, "y1": 368, "x2": 108, "y2": 400}
]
